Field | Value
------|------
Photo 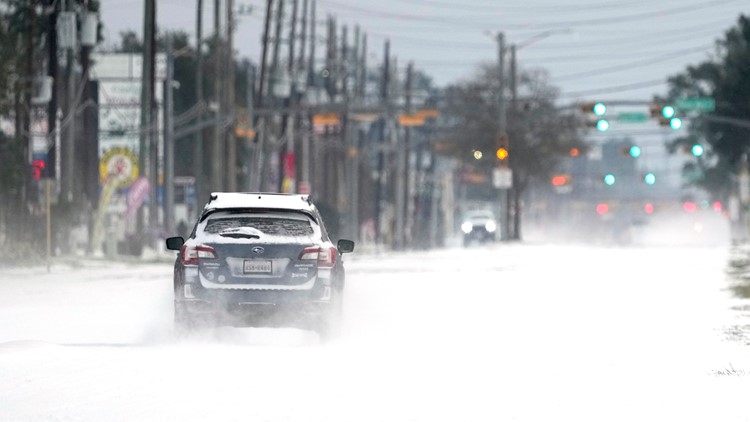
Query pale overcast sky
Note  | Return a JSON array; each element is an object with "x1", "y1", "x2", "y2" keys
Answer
[{"x1": 101, "y1": 0, "x2": 748, "y2": 104}]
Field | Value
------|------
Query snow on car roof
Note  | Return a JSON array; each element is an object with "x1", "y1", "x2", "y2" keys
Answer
[{"x1": 203, "y1": 192, "x2": 316, "y2": 214}]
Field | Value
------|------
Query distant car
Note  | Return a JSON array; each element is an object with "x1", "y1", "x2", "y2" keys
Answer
[
  {"x1": 166, "y1": 192, "x2": 354, "y2": 340},
  {"x1": 461, "y1": 210, "x2": 497, "y2": 246}
]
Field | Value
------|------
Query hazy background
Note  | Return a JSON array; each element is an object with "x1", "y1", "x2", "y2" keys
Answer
[{"x1": 101, "y1": 0, "x2": 748, "y2": 102}]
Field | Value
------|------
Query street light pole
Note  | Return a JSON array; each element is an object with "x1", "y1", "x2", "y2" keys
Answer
[{"x1": 496, "y1": 32, "x2": 509, "y2": 242}]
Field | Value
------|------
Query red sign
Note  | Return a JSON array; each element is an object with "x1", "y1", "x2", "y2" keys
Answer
[{"x1": 125, "y1": 177, "x2": 150, "y2": 217}]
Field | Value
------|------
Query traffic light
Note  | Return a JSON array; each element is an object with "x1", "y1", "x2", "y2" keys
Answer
[
  {"x1": 691, "y1": 144, "x2": 704, "y2": 157},
  {"x1": 603, "y1": 174, "x2": 615, "y2": 186},
  {"x1": 650, "y1": 102, "x2": 682, "y2": 129},
  {"x1": 31, "y1": 159, "x2": 45, "y2": 181},
  {"x1": 619, "y1": 145, "x2": 641, "y2": 158},
  {"x1": 643, "y1": 172, "x2": 656, "y2": 185},
  {"x1": 496, "y1": 147, "x2": 509, "y2": 161},
  {"x1": 551, "y1": 175, "x2": 569, "y2": 187},
  {"x1": 580, "y1": 101, "x2": 609, "y2": 132}
]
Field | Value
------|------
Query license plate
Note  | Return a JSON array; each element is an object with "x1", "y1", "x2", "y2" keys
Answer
[{"x1": 243, "y1": 260, "x2": 272, "y2": 274}]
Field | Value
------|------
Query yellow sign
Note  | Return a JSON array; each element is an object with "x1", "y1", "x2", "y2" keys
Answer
[
  {"x1": 313, "y1": 113, "x2": 341, "y2": 126},
  {"x1": 99, "y1": 146, "x2": 139, "y2": 189},
  {"x1": 235, "y1": 127, "x2": 256, "y2": 139},
  {"x1": 398, "y1": 113, "x2": 425, "y2": 127}
]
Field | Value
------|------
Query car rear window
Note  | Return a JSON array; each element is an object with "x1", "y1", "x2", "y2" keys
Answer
[{"x1": 204, "y1": 215, "x2": 314, "y2": 237}]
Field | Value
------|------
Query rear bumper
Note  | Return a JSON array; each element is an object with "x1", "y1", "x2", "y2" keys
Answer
[{"x1": 177, "y1": 266, "x2": 333, "y2": 316}]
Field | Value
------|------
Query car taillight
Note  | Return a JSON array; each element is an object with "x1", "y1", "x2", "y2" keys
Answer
[
  {"x1": 299, "y1": 246, "x2": 336, "y2": 268},
  {"x1": 181, "y1": 244, "x2": 216, "y2": 265},
  {"x1": 299, "y1": 246, "x2": 320, "y2": 261},
  {"x1": 318, "y1": 246, "x2": 336, "y2": 268},
  {"x1": 197, "y1": 245, "x2": 217, "y2": 259}
]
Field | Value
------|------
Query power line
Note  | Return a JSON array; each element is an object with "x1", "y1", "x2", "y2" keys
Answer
[
  {"x1": 553, "y1": 44, "x2": 713, "y2": 82},
  {"x1": 559, "y1": 78, "x2": 668, "y2": 98},
  {"x1": 393, "y1": 0, "x2": 670, "y2": 13},
  {"x1": 316, "y1": 0, "x2": 740, "y2": 31}
]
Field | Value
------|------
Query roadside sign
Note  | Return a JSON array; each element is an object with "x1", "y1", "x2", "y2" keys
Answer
[
  {"x1": 675, "y1": 97, "x2": 715, "y2": 112},
  {"x1": 234, "y1": 127, "x2": 256, "y2": 138},
  {"x1": 398, "y1": 113, "x2": 425, "y2": 127},
  {"x1": 617, "y1": 112, "x2": 647, "y2": 123},
  {"x1": 312, "y1": 113, "x2": 341, "y2": 125},
  {"x1": 493, "y1": 168, "x2": 513, "y2": 189}
]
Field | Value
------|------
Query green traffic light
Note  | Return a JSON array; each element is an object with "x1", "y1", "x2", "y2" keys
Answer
[
  {"x1": 629, "y1": 146, "x2": 641, "y2": 158},
  {"x1": 644, "y1": 173, "x2": 656, "y2": 185},
  {"x1": 692, "y1": 144, "x2": 704, "y2": 157},
  {"x1": 603, "y1": 174, "x2": 615, "y2": 186},
  {"x1": 662, "y1": 106, "x2": 675, "y2": 119},
  {"x1": 593, "y1": 103, "x2": 607, "y2": 116},
  {"x1": 596, "y1": 119, "x2": 609, "y2": 132},
  {"x1": 670, "y1": 117, "x2": 682, "y2": 130}
]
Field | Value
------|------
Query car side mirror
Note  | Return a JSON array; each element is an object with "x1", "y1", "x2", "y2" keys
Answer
[
  {"x1": 337, "y1": 239, "x2": 355, "y2": 254},
  {"x1": 166, "y1": 236, "x2": 185, "y2": 251}
]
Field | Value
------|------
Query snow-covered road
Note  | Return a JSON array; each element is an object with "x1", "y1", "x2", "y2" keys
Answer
[{"x1": 1, "y1": 244, "x2": 749, "y2": 421}]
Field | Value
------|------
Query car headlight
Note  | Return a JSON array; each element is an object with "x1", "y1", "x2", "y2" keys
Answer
[
  {"x1": 461, "y1": 222, "x2": 473, "y2": 234},
  {"x1": 485, "y1": 221, "x2": 496, "y2": 233}
]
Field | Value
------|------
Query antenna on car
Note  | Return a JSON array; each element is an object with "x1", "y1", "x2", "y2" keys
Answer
[
  {"x1": 209, "y1": 193, "x2": 218, "y2": 203},
  {"x1": 303, "y1": 194, "x2": 312, "y2": 205}
]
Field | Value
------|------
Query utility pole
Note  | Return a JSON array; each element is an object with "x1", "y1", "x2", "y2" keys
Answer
[
  {"x1": 45, "y1": 0, "x2": 58, "y2": 181},
  {"x1": 496, "y1": 32, "x2": 509, "y2": 242},
  {"x1": 307, "y1": 0, "x2": 316, "y2": 87},
  {"x1": 360, "y1": 33, "x2": 367, "y2": 100},
  {"x1": 510, "y1": 44, "x2": 517, "y2": 109},
  {"x1": 342, "y1": 25, "x2": 352, "y2": 218},
  {"x1": 244, "y1": 64, "x2": 255, "y2": 192},
  {"x1": 405, "y1": 62, "x2": 414, "y2": 248},
  {"x1": 269, "y1": 0, "x2": 284, "y2": 101},
  {"x1": 164, "y1": 36, "x2": 175, "y2": 234},
  {"x1": 254, "y1": 0, "x2": 274, "y2": 192},
  {"x1": 257, "y1": 0, "x2": 274, "y2": 105},
  {"x1": 211, "y1": 0, "x2": 223, "y2": 192},
  {"x1": 298, "y1": 0, "x2": 308, "y2": 78},
  {"x1": 62, "y1": 0, "x2": 76, "y2": 205},
  {"x1": 284, "y1": 0, "x2": 298, "y2": 194},
  {"x1": 349, "y1": 25, "x2": 360, "y2": 242},
  {"x1": 266, "y1": 0, "x2": 285, "y2": 192},
  {"x1": 226, "y1": 0, "x2": 237, "y2": 191},
  {"x1": 22, "y1": 1, "x2": 34, "y2": 206},
  {"x1": 394, "y1": 62, "x2": 413, "y2": 250},
  {"x1": 138, "y1": 0, "x2": 156, "y2": 240},
  {"x1": 509, "y1": 43, "x2": 519, "y2": 240},
  {"x1": 375, "y1": 40, "x2": 389, "y2": 246},
  {"x1": 148, "y1": 0, "x2": 159, "y2": 235},
  {"x1": 194, "y1": 0, "x2": 205, "y2": 210},
  {"x1": 301, "y1": 0, "x2": 314, "y2": 191}
]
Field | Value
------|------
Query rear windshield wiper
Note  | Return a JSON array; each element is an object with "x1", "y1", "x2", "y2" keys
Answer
[{"x1": 218, "y1": 227, "x2": 262, "y2": 239}]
